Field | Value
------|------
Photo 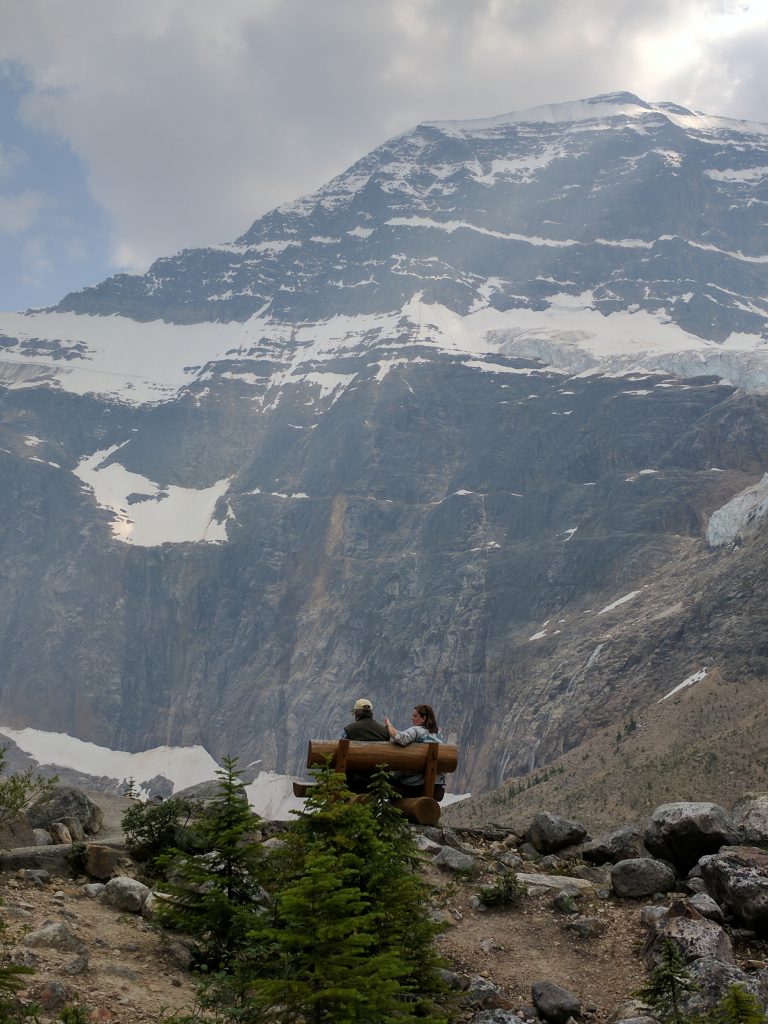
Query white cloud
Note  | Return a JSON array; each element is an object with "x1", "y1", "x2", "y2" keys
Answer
[
  {"x1": 0, "y1": 189, "x2": 47, "y2": 234},
  {"x1": 0, "y1": 0, "x2": 765, "y2": 281},
  {"x1": 0, "y1": 142, "x2": 25, "y2": 180}
]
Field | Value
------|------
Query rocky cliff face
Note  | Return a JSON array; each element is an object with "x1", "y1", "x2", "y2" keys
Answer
[{"x1": 0, "y1": 93, "x2": 767, "y2": 795}]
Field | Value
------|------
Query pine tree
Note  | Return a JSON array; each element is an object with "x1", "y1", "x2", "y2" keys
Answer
[
  {"x1": 637, "y1": 939, "x2": 698, "y2": 1024},
  {"x1": 713, "y1": 984, "x2": 766, "y2": 1024},
  {"x1": 157, "y1": 756, "x2": 264, "y2": 971},
  {"x1": 239, "y1": 764, "x2": 447, "y2": 1023}
]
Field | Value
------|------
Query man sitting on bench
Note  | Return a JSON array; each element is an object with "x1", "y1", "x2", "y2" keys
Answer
[{"x1": 340, "y1": 697, "x2": 389, "y2": 793}]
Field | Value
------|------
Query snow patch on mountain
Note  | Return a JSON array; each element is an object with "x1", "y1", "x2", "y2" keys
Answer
[
  {"x1": 3, "y1": 285, "x2": 768, "y2": 411},
  {"x1": 706, "y1": 472, "x2": 768, "y2": 547},
  {"x1": 658, "y1": 668, "x2": 708, "y2": 702},
  {"x1": 0, "y1": 311, "x2": 245, "y2": 403},
  {"x1": 0, "y1": 725, "x2": 220, "y2": 795},
  {"x1": 74, "y1": 445, "x2": 231, "y2": 545}
]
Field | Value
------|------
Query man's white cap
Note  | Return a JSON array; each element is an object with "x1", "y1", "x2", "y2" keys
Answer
[{"x1": 352, "y1": 698, "x2": 373, "y2": 712}]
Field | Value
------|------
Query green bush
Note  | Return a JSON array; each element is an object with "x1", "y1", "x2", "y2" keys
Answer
[
  {"x1": 0, "y1": 747, "x2": 57, "y2": 828},
  {"x1": 477, "y1": 871, "x2": 527, "y2": 908},
  {"x1": 122, "y1": 797, "x2": 197, "y2": 876}
]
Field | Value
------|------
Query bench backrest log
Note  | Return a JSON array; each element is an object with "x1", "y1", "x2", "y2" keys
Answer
[{"x1": 306, "y1": 739, "x2": 458, "y2": 799}]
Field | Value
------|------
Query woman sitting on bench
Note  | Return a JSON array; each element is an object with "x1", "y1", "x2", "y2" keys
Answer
[{"x1": 384, "y1": 704, "x2": 446, "y2": 801}]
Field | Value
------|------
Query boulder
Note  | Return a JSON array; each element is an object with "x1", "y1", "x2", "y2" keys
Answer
[
  {"x1": 0, "y1": 813, "x2": 37, "y2": 849},
  {"x1": 496, "y1": 850, "x2": 524, "y2": 870},
  {"x1": 27, "y1": 787, "x2": 103, "y2": 836},
  {"x1": 84, "y1": 845, "x2": 132, "y2": 881},
  {"x1": 581, "y1": 826, "x2": 647, "y2": 865},
  {"x1": 35, "y1": 980, "x2": 69, "y2": 1012},
  {"x1": 552, "y1": 888, "x2": 582, "y2": 914},
  {"x1": 433, "y1": 847, "x2": 477, "y2": 874},
  {"x1": 59, "y1": 816, "x2": 86, "y2": 842},
  {"x1": 643, "y1": 902, "x2": 734, "y2": 967},
  {"x1": 81, "y1": 883, "x2": 105, "y2": 898},
  {"x1": 24, "y1": 923, "x2": 86, "y2": 954},
  {"x1": 470, "y1": 1013, "x2": 526, "y2": 1024},
  {"x1": 100, "y1": 876, "x2": 150, "y2": 913},
  {"x1": 32, "y1": 829, "x2": 53, "y2": 846},
  {"x1": 413, "y1": 834, "x2": 442, "y2": 854},
  {"x1": 686, "y1": 893, "x2": 724, "y2": 923},
  {"x1": 685, "y1": 878, "x2": 709, "y2": 895},
  {"x1": 48, "y1": 822, "x2": 72, "y2": 845},
  {"x1": 644, "y1": 803, "x2": 739, "y2": 872},
  {"x1": 731, "y1": 794, "x2": 768, "y2": 846},
  {"x1": 681, "y1": 958, "x2": 767, "y2": 1016},
  {"x1": 698, "y1": 846, "x2": 768, "y2": 931},
  {"x1": 518, "y1": 873, "x2": 594, "y2": 894},
  {"x1": 611, "y1": 859, "x2": 676, "y2": 898},
  {"x1": 525, "y1": 813, "x2": 588, "y2": 854},
  {"x1": 531, "y1": 980, "x2": 581, "y2": 1024},
  {"x1": 461, "y1": 976, "x2": 506, "y2": 1009},
  {"x1": 640, "y1": 905, "x2": 669, "y2": 927},
  {"x1": 566, "y1": 916, "x2": 603, "y2": 939}
]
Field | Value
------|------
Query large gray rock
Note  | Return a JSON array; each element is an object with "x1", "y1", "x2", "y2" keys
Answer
[
  {"x1": 531, "y1": 980, "x2": 581, "y2": 1024},
  {"x1": 643, "y1": 903, "x2": 734, "y2": 967},
  {"x1": 470, "y1": 1013, "x2": 527, "y2": 1024},
  {"x1": 0, "y1": 813, "x2": 37, "y2": 850},
  {"x1": 698, "y1": 845, "x2": 768, "y2": 931},
  {"x1": 731, "y1": 794, "x2": 768, "y2": 846},
  {"x1": 433, "y1": 847, "x2": 477, "y2": 874},
  {"x1": 611, "y1": 859, "x2": 676, "y2": 898},
  {"x1": 581, "y1": 826, "x2": 647, "y2": 865},
  {"x1": 686, "y1": 893, "x2": 724, "y2": 923},
  {"x1": 518, "y1": 873, "x2": 594, "y2": 894},
  {"x1": 525, "y1": 813, "x2": 588, "y2": 854},
  {"x1": 644, "y1": 803, "x2": 740, "y2": 872},
  {"x1": 24, "y1": 923, "x2": 85, "y2": 954},
  {"x1": 681, "y1": 958, "x2": 768, "y2": 1016},
  {"x1": 461, "y1": 976, "x2": 506, "y2": 1009},
  {"x1": 100, "y1": 876, "x2": 150, "y2": 913},
  {"x1": 27, "y1": 787, "x2": 103, "y2": 836}
]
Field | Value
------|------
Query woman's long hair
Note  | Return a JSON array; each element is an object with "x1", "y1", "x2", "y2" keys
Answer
[{"x1": 415, "y1": 704, "x2": 438, "y2": 734}]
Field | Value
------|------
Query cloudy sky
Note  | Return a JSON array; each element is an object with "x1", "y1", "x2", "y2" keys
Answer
[{"x1": 0, "y1": 0, "x2": 766, "y2": 311}]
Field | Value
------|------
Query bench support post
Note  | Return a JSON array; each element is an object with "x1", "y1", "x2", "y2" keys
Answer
[{"x1": 423, "y1": 742, "x2": 438, "y2": 798}]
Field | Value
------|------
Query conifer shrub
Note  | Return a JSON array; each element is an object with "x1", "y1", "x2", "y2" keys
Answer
[
  {"x1": 712, "y1": 984, "x2": 766, "y2": 1024},
  {"x1": 122, "y1": 796, "x2": 197, "y2": 877},
  {"x1": 162, "y1": 764, "x2": 448, "y2": 1023},
  {"x1": 240, "y1": 764, "x2": 447, "y2": 1023},
  {"x1": 156, "y1": 757, "x2": 265, "y2": 971},
  {"x1": 636, "y1": 939, "x2": 698, "y2": 1024},
  {"x1": 477, "y1": 870, "x2": 527, "y2": 908}
]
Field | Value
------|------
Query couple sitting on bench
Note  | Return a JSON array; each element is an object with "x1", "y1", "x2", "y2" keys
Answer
[{"x1": 341, "y1": 698, "x2": 446, "y2": 801}]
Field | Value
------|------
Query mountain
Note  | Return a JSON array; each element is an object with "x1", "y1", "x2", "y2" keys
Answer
[{"x1": 0, "y1": 92, "x2": 766, "y2": 801}]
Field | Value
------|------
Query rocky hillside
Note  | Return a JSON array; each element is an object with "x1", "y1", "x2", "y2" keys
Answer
[{"x1": 2, "y1": 786, "x2": 768, "y2": 1024}]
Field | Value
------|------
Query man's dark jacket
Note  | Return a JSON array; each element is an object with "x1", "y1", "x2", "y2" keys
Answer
[{"x1": 343, "y1": 712, "x2": 389, "y2": 741}]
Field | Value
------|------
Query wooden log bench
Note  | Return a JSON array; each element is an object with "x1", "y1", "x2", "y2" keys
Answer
[{"x1": 293, "y1": 738, "x2": 459, "y2": 826}]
